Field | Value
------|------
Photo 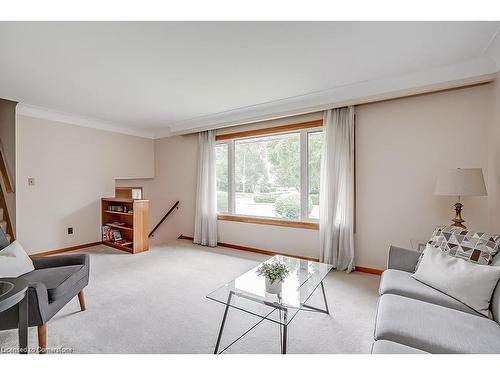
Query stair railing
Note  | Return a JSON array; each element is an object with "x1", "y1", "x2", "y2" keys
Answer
[
  {"x1": 0, "y1": 140, "x2": 13, "y2": 193},
  {"x1": 149, "y1": 201, "x2": 180, "y2": 238},
  {"x1": 0, "y1": 139, "x2": 14, "y2": 240}
]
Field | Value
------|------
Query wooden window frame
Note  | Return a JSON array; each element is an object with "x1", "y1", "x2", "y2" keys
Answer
[{"x1": 216, "y1": 120, "x2": 323, "y2": 230}]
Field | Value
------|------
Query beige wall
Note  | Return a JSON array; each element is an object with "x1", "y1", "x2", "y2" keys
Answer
[
  {"x1": 117, "y1": 135, "x2": 198, "y2": 246},
  {"x1": 17, "y1": 115, "x2": 154, "y2": 254},
  {"x1": 0, "y1": 99, "x2": 17, "y2": 233},
  {"x1": 118, "y1": 84, "x2": 495, "y2": 269},
  {"x1": 355, "y1": 85, "x2": 490, "y2": 269},
  {"x1": 488, "y1": 73, "x2": 500, "y2": 233}
]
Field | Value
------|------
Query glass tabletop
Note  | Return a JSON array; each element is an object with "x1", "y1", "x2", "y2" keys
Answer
[{"x1": 207, "y1": 255, "x2": 333, "y2": 325}]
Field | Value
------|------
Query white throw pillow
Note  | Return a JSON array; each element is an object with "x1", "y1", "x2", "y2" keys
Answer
[
  {"x1": 412, "y1": 244, "x2": 500, "y2": 317},
  {"x1": 0, "y1": 240, "x2": 35, "y2": 277}
]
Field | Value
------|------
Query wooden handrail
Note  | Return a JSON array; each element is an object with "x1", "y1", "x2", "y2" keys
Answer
[
  {"x1": 149, "y1": 201, "x2": 180, "y2": 238},
  {"x1": 0, "y1": 138, "x2": 14, "y2": 241},
  {"x1": 0, "y1": 142, "x2": 13, "y2": 193}
]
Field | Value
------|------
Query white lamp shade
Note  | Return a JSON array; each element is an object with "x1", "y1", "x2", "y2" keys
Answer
[{"x1": 435, "y1": 168, "x2": 487, "y2": 197}]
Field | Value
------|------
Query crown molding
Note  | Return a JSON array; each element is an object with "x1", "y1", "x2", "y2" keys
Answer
[
  {"x1": 14, "y1": 57, "x2": 500, "y2": 140},
  {"x1": 483, "y1": 25, "x2": 500, "y2": 70},
  {"x1": 16, "y1": 104, "x2": 156, "y2": 139},
  {"x1": 166, "y1": 57, "x2": 499, "y2": 137}
]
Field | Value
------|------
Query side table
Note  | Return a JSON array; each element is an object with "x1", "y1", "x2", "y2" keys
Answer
[{"x1": 0, "y1": 278, "x2": 29, "y2": 354}]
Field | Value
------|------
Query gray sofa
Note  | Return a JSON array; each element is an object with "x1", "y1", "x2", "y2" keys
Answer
[{"x1": 371, "y1": 245, "x2": 500, "y2": 354}]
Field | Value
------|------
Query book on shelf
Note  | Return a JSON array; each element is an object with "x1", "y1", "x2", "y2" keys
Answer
[
  {"x1": 112, "y1": 229, "x2": 122, "y2": 241},
  {"x1": 102, "y1": 225, "x2": 113, "y2": 241}
]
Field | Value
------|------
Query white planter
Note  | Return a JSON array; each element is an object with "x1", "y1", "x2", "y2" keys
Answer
[{"x1": 265, "y1": 278, "x2": 282, "y2": 294}]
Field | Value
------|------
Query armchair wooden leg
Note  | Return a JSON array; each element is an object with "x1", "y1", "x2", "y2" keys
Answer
[
  {"x1": 37, "y1": 324, "x2": 47, "y2": 354},
  {"x1": 78, "y1": 290, "x2": 86, "y2": 311}
]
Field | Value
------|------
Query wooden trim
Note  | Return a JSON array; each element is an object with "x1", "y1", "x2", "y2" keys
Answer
[
  {"x1": 179, "y1": 234, "x2": 385, "y2": 275},
  {"x1": 30, "y1": 241, "x2": 103, "y2": 257},
  {"x1": 217, "y1": 214, "x2": 319, "y2": 230},
  {"x1": 354, "y1": 266, "x2": 383, "y2": 275},
  {"x1": 215, "y1": 120, "x2": 323, "y2": 141},
  {"x1": 178, "y1": 235, "x2": 318, "y2": 261}
]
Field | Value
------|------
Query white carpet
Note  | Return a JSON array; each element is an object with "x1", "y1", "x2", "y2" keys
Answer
[{"x1": 0, "y1": 241, "x2": 380, "y2": 354}]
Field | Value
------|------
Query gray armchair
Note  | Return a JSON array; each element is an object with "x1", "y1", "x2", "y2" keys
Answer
[{"x1": 0, "y1": 253, "x2": 90, "y2": 353}]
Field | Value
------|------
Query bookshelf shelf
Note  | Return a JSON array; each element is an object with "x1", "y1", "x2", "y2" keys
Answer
[
  {"x1": 105, "y1": 223, "x2": 134, "y2": 231},
  {"x1": 104, "y1": 210, "x2": 134, "y2": 216},
  {"x1": 102, "y1": 240, "x2": 134, "y2": 253},
  {"x1": 101, "y1": 196, "x2": 149, "y2": 254}
]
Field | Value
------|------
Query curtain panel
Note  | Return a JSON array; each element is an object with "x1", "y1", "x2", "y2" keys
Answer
[
  {"x1": 193, "y1": 130, "x2": 218, "y2": 247},
  {"x1": 319, "y1": 107, "x2": 355, "y2": 272}
]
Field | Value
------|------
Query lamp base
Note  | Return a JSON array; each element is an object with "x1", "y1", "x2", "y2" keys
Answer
[{"x1": 451, "y1": 202, "x2": 466, "y2": 229}]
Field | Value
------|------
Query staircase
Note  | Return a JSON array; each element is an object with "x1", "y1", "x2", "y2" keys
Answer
[
  {"x1": 0, "y1": 139, "x2": 14, "y2": 243},
  {"x1": 0, "y1": 207, "x2": 11, "y2": 242}
]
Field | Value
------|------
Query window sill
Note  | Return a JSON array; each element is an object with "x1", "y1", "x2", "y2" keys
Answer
[{"x1": 217, "y1": 214, "x2": 319, "y2": 230}]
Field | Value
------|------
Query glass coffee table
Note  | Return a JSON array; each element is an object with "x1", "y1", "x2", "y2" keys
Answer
[{"x1": 207, "y1": 255, "x2": 333, "y2": 354}]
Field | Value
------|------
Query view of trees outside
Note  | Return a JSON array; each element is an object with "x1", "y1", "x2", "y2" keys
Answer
[
  {"x1": 215, "y1": 143, "x2": 228, "y2": 213},
  {"x1": 234, "y1": 133, "x2": 300, "y2": 218},
  {"x1": 215, "y1": 131, "x2": 323, "y2": 220},
  {"x1": 308, "y1": 131, "x2": 322, "y2": 219}
]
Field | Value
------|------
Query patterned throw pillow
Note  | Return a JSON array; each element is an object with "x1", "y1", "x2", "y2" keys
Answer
[{"x1": 427, "y1": 226, "x2": 500, "y2": 265}]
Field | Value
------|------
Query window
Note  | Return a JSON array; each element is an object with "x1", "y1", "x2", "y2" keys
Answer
[
  {"x1": 307, "y1": 131, "x2": 323, "y2": 219},
  {"x1": 215, "y1": 143, "x2": 229, "y2": 213},
  {"x1": 216, "y1": 124, "x2": 322, "y2": 223}
]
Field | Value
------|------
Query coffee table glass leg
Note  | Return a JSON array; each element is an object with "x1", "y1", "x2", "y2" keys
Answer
[
  {"x1": 18, "y1": 294, "x2": 28, "y2": 354},
  {"x1": 278, "y1": 310, "x2": 283, "y2": 352},
  {"x1": 213, "y1": 292, "x2": 233, "y2": 354},
  {"x1": 281, "y1": 310, "x2": 287, "y2": 354},
  {"x1": 321, "y1": 281, "x2": 330, "y2": 315}
]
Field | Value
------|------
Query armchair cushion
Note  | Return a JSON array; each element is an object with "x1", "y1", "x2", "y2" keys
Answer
[
  {"x1": 21, "y1": 265, "x2": 86, "y2": 303},
  {"x1": 32, "y1": 253, "x2": 89, "y2": 269}
]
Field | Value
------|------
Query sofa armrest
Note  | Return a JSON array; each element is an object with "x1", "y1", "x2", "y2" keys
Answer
[
  {"x1": 387, "y1": 245, "x2": 421, "y2": 273},
  {"x1": 32, "y1": 254, "x2": 89, "y2": 270}
]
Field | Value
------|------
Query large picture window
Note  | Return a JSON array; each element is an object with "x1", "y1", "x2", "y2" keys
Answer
[{"x1": 216, "y1": 124, "x2": 323, "y2": 223}]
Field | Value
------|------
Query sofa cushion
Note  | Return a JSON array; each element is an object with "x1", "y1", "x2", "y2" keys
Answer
[
  {"x1": 412, "y1": 245, "x2": 500, "y2": 317},
  {"x1": 375, "y1": 294, "x2": 500, "y2": 354},
  {"x1": 491, "y1": 253, "x2": 500, "y2": 324},
  {"x1": 371, "y1": 340, "x2": 427, "y2": 354},
  {"x1": 425, "y1": 225, "x2": 500, "y2": 266},
  {"x1": 21, "y1": 265, "x2": 86, "y2": 303},
  {"x1": 380, "y1": 269, "x2": 481, "y2": 316}
]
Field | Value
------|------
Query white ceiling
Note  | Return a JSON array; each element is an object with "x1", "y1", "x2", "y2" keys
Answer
[{"x1": 1, "y1": 21, "x2": 499, "y2": 138}]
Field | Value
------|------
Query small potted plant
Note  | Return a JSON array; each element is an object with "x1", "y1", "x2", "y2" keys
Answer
[{"x1": 256, "y1": 261, "x2": 290, "y2": 294}]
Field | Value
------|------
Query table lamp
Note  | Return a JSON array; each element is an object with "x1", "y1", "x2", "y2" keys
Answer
[{"x1": 435, "y1": 168, "x2": 487, "y2": 229}]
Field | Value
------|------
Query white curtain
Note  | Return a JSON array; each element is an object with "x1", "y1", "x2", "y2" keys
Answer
[
  {"x1": 194, "y1": 130, "x2": 218, "y2": 247},
  {"x1": 319, "y1": 107, "x2": 355, "y2": 272}
]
